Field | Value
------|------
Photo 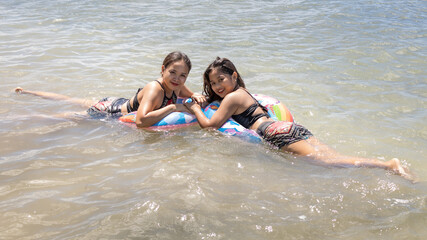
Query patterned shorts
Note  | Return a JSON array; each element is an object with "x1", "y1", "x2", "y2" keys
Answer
[
  {"x1": 87, "y1": 97, "x2": 129, "y2": 119},
  {"x1": 256, "y1": 121, "x2": 313, "y2": 149}
]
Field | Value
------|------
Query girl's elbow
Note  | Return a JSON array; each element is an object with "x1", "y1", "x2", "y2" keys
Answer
[
  {"x1": 199, "y1": 122, "x2": 219, "y2": 129},
  {"x1": 135, "y1": 121, "x2": 147, "y2": 128},
  {"x1": 135, "y1": 117, "x2": 151, "y2": 128}
]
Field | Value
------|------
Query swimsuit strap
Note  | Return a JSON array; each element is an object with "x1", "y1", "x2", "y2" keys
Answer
[
  {"x1": 155, "y1": 80, "x2": 175, "y2": 99},
  {"x1": 155, "y1": 80, "x2": 165, "y2": 90},
  {"x1": 241, "y1": 88, "x2": 269, "y2": 114},
  {"x1": 155, "y1": 80, "x2": 177, "y2": 107}
]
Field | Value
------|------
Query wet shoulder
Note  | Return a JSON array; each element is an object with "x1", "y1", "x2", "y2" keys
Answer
[
  {"x1": 140, "y1": 81, "x2": 163, "y2": 95},
  {"x1": 138, "y1": 80, "x2": 165, "y2": 104},
  {"x1": 223, "y1": 89, "x2": 253, "y2": 109}
]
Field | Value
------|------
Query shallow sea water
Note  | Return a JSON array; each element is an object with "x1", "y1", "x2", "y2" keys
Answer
[{"x1": 0, "y1": 0, "x2": 426, "y2": 239}]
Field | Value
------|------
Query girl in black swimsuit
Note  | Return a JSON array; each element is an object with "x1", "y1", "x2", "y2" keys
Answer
[
  {"x1": 184, "y1": 57, "x2": 413, "y2": 180},
  {"x1": 14, "y1": 51, "x2": 206, "y2": 128}
]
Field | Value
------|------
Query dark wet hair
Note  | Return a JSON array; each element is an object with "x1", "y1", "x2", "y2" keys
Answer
[
  {"x1": 163, "y1": 51, "x2": 192, "y2": 72},
  {"x1": 203, "y1": 57, "x2": 246, "y2": 103}
]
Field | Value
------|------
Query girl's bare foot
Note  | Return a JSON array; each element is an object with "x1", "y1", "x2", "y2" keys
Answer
[
  {"x1": 388, "y1": 158, "x2": 417, "y2": 182},
  {"x1": 14, "y1": 87, "x2": 24, "y2": 94}
]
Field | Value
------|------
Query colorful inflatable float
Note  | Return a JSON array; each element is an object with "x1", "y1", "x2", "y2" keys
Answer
[{"x1": 119, "y1": 94, "x2": 294, "y2": 143}]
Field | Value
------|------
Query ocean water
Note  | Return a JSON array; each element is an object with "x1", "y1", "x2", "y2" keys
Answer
[{"x1": 1, "y1": 0, "x2": 426, "y2": 239}]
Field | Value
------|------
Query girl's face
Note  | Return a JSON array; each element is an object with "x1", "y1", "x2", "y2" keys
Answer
[
  {"x1": 208, "y1": 68, "x2": 237, "y2": 98},
  {"x1": 161, "y1": 60, "x2": 189, "y2": 91}
]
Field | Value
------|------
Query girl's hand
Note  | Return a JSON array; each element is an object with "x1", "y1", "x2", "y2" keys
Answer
[
  {"x1": 191, "y1": 93, "x2": 207, "y2": 105},
  {"x1": 184, "y1": 101, "x2": 201, "y2": 114}
]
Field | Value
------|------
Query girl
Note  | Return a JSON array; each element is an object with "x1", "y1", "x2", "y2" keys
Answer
[
  {"x1": 184, "y1": 57, "x2": 413, "y2": 179},
  {"x1": 15, "y1": 51, "x2": 206, "y2": 128}
]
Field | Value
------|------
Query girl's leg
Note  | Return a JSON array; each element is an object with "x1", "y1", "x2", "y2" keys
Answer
[
  {"x1": 281, "y1": 137, "x2": 414, "y2": 180},
  {"x1": 281, "y1": 139, "x2": 317, "y2": 157},
  {"x1": 14, "y1": 87, "x2": 96, "y2": 108},
  {"x1": 305, "y1": 137, "x2": 338, "y2": 156},
  {"x1": 34, "y1": 111, "x2": 88, "y2": 120},
  {"x1": 51, "y1": 111, "x2": 89, "y2": 119}
]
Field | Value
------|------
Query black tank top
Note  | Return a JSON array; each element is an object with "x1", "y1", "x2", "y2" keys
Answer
[
  {"x1": 126, "y1": 80, "x2": 177, "y2": 112},
  {"x1": 231, "y1": 89, "x2": 269, "y2": 128}
]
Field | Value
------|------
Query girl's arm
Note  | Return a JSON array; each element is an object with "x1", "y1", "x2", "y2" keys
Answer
[
  {"x1": 185, "y1": 93, "x2": 239, "y2": 129},
  {"x1": 135, "y1": 83, "x2": 187, "y2": 128}
]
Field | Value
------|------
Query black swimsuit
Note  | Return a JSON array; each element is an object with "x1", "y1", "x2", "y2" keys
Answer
[
  {"x1": 87, "y1": 97, "x2": 128, "y2": 118},
  {"x1": 126, "y1": 80, "x2": 177, "y2": 113},
  {"x1": 87, "y1": 80, "x2": 176, "y2": 119},
  {"x1": 231, "y1": 89, "x2": 269, "y2": 128}
]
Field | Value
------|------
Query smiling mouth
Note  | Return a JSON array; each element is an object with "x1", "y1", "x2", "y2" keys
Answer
[{"x1": 216, "y1": 90, "x2": 224, "y2": 95}]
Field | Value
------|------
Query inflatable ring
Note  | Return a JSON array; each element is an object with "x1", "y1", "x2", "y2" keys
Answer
[
  {"x1": 252, "y1": 94, "x2": 293, "y2": 122},
  {"x1": 119, "y1": 94, "x2": 294, "y2": 142}
]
